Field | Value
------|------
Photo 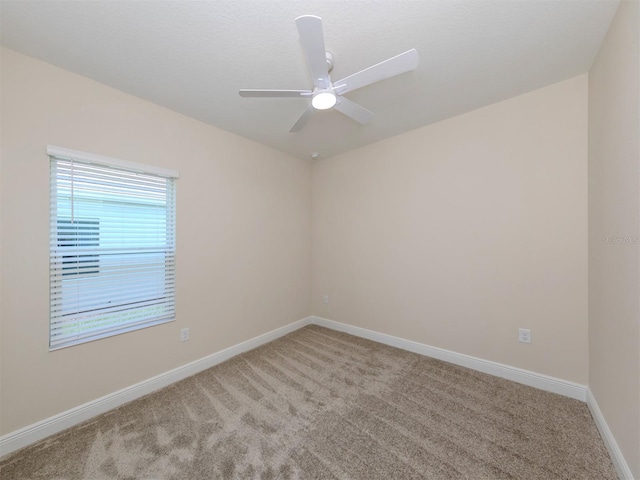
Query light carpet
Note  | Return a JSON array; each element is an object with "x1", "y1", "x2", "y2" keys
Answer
[{"x1": 0, "y1": 325, "x2": 616, "y2": 479}]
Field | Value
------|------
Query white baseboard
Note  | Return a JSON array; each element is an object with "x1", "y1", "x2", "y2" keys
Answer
[
  {"x1": 586, "y1": 389, "x2": 635, "y2": 480},
  {"x1": 0, "y1": 316, "x2": 313, "y2": 458},
  {"x1": 310, "y1": 316, "x2": 587, "y2": 401}
]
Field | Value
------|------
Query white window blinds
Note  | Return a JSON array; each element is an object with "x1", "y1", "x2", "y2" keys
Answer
[{"x1": 49, "y1": 149, "x2": 178, "y2": 350}]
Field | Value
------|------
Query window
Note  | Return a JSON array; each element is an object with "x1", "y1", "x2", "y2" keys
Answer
[{"x1": 49, "y1": 146, "x2": 179, "y2": 350}]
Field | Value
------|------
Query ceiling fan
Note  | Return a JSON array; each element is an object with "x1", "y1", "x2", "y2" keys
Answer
[{"x1": 239, "y1": 15, "x2": 419, "y2": 133}]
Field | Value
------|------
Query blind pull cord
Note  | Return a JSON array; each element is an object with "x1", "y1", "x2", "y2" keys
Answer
[{"x1": 70, "y1": 158, "x2": 74, "y2": 224}]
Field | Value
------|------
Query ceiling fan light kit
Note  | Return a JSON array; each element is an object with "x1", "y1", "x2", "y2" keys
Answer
[
  {"x1": 239, "y1": 15, "x2": 418, "y2": 133},
  {"x1": 311, "y1": 90, "x2": 337, "y2": 110}
]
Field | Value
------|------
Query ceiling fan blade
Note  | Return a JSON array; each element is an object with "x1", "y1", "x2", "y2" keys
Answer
[
  {"x1": 295, "y1": 15, "x2": 330, "y2": 89},
  {"x1": 334, "y1": 48, "x2": 419, "y2": 95},
  {"x1": 289, "y1": 104, "x2": 314, "y2": 133},
  {"x1": 334, "y1": 97, "x2": 375, "y2": 125},
  {"x1": 239, "y1": 89, "x2": 312, "y2": 98}
]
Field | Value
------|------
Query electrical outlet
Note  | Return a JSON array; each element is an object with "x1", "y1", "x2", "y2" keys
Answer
[
  {"x1": 181, "y1": 328, "x2": 189, "y2": 342},
  {"x1": 322, "y1": 294, "x2": 329, "y2": 304},
  {"x1": 518, "y1": 328, "x2": 531, "y2": 344}
]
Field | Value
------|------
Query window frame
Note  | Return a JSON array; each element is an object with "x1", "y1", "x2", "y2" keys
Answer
[{"x1": 48, "y1": 146, "x2": 179, "y2": 351}]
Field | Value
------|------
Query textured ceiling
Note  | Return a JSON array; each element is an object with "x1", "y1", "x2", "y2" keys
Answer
[{"x1": 0, "y1": 0, "x2": 619, "y2": 160}]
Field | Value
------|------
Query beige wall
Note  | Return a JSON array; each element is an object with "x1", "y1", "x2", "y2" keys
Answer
[
  {"x1": 312, "y1": 75, "x2": 589, "y2": 383},
  {"x1": 0, "y1": 47, "x2": 312, "y2": 434},
  {"x1": 588, "y1": 1, "x2": 640, "y2": 477}
]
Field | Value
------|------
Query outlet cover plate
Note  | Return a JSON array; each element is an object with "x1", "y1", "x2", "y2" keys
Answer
[{"x1": 518, "y1": 328, "x2": 531, "y2": 344}]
